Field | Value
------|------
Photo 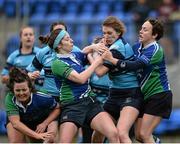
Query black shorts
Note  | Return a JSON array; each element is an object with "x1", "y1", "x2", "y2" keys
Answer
[
  {"x1": 103, "y1": 87, "x2": 143, "y2": 121},
  {"x1": 139, "y1": 91, "x2": 173, "y2": 119},
  {"x1": 59, "y1": 96, "x2": 104, "y2": 128}
]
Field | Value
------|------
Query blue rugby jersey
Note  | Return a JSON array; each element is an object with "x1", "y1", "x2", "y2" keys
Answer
[
  {"x1": 1, "y1": 46, "x2": 40, "y2": 75},
  {"x1": 104, "y1": 38, "x2": 139, "y2": 89},
  {"x1": 90, "y1": 74, "x2": 111, "y2": 90},
  {"x1": 132, "y1": 41, "x2": 171, "y2": 99},
  {"x1": 26, "y1": 45, "x2": 81, "y2": 97},
  {"x1": 5, "y1": 92, "x2": 57, "y2": 124},
  {"x1": 51, "y1": 52, "x2": 95, "y2": 104}
]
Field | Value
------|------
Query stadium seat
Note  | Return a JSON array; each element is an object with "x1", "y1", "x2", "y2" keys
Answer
[
  {"x1": 97, "y1": 3, "x2": 110, "y2": 14},
  {"x1": 154, "y1": 120, "x2": 169, "y2": 135},
  {"x1": 47, "y1": 0, "x2": 60, "y2": 15},
  {"x1": 5, "y1": 34, "x2": 20, "y2": 57},
  {"x1": 30, "y1": 0, "x2": 48, "y2": 18},
  {"x1": 61, "y1": 13, "x2": 77, "y2": 22},
  {"x1": 72, "y1": 34, "x2": 83, "y2": 48},
  {"x1": 154, "y1": 109, "x2": 180, "y2": 135},
  {"x1": 65, "y1": 2, "x2": 78, "y2": 14},
  {"x1": 89, "y1": 24, "x2": 102, "y2": 36},
  {"x1": 29, "y1": 13, "x2": 45, "y2": 25},
  {"x1": 87, "y1": 31, "x2": 102, "y2": 45},
  {"x1": 0, "y1": 109, "x2": 7, "y2": 134},
  {"x1": 78, "y1": 2, "x2": 94, "y2": 21},
  {"x1": 45, "y1": 13, "x2": 61, "y2": 23},
  {"x1": 93, "y1": 12, "x2": 109, "y2": 21},
  {"x1": 0, "y1": 0, "x2": 4, "y2": 10},
  {"x1": 78, "y1": 12, "x2": 93, "y2": 22},
  {"x1": 111, "y1": 0, "x2": 124, "y2": 13},
  {"x1": 20, "y1": 1, "x2": 29, "y2": 17},
  {"x1": 4, "y1": 0, "x2": 16, "y2": 17},
  {"x1": 174, "y1": 21, "x2": 180, "y2": 39}
]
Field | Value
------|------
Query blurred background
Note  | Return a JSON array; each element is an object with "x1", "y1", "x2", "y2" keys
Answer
[{"x1": 0, "y1": 0, "x2": 180, "y2": 142}]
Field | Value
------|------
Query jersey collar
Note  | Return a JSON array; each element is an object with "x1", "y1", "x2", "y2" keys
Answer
[{"x1": 13, "y1": 93, "x2": 33, "y2": 113}]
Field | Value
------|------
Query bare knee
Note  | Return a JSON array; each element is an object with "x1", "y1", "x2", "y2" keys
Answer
[
  {"x1": 135, "y1": 131, "x2": 143, "y2": 142},
  {"x1": 118, "y1": 129, "x2": 132, "y2": 143},
  {"x1": 46, "y1": 131, "x2": 57, "y2": 143},
  {"x1": 92, "y1": 131, "x2": 105, "y2": 143},
  {"x1": 118, "y1": 131, "x2": 129, "y2": 140},
  {"x1": 106, "y1": 128, "x2": 119, "y2": 142},
  {"x1": 138, "y1": 130, "x2": 151, "y2": 142}
]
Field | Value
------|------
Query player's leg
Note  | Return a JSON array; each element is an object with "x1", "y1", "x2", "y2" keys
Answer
[
  {"x1": 90, "y1": 111, "x2": 119, "y2": 143},
  {"x1": 59, "y1": 122, "x2": 78, "y2": 143},
  {"x1": 6, "y1": 122, "x2": 26, "y2": 142},
  {"x1": 45, "y1": 121, "x2": 58, "y2": 143},
  {"x1": 135, "y1": 114, "x2": 162, "y2": 143},
  {"x1": 117, "y1": 106, "x2": 139, "y2": 143}
]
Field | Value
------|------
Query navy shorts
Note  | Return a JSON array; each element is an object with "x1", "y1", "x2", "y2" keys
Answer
[
  {"x1": 103, "y1": 87, "x2": 143, "y2": 121},
  {"x1": 59, "y1": 96, "x2": 104, "y2": 128},
  {"x1": 139, "y1": 91, "x2": 173, "y2": 119}
]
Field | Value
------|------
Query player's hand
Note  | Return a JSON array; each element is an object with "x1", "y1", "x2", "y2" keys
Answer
[
  {"x1": 35, "y1": 122, "x2": 48, "y2": 133},
  {"x1": 101, "y1": 50, "x2": 113, "y2": 61},
  {"x1": 28, "y1": 71, "x2": 40, "y2": 80},
  {"x1": 35, "y1": 131, "x2": 53, "y2": 141}
]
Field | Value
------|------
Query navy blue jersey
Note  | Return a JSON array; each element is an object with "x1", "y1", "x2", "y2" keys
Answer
[
  {"x1": 132, "y1": 42, "x2": 171, "y2": 99},
  {"x1": 52, "y1": 52, "x2": 95, "y2": 104},
  {"x1": 5, "y1": 92, "x2": 57, "y2": 124}
]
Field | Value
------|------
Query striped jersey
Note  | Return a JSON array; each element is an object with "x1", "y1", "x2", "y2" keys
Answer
[
  {"x1": 5, "y1": 92, "x2": 57, "y2": 124},
  {"x1": 51, "y1": 52, "x2": 95, "y2": 104},
  {"x1": 133, "y1": 41, "x2": 171, "y2": 100},
  {"x1": 1, "y1": 46, "x2": 40, "y2": 75},
  {"x1": 26, "y1": 45, "x2": 81, "y2": 96},
  {"x1": 104, "y1": 38, "x2": 139, "y2": 89}
]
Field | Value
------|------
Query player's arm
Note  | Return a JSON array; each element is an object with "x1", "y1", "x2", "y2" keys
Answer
[
  {"x1": 1, "y1": 75, "x2": 9, "y2": 84},
  {"x1": 87, "y1": 53, "x2": 109, "y2": 77},
  {"x1": 68, "y1": 57, "x2": 103, "y2": 84},
  {"x1": 102, "y1": 49, "x2": 147, "y2": 71},
  {"x1": 115, "y1": 58, "x2": 146, "y2": 71},
  {"x1": 52, "y1": 57, "x2": 103, "y2": 84},
  {"x1": 1, "y1": 53, "x2": 16, "y2": 84},
  {"x1": 8, "y1": 115, "x2": 51, "y2": 140},
  {"x1": 36, "y1": 103, "x2": 60, "y2": 133}
]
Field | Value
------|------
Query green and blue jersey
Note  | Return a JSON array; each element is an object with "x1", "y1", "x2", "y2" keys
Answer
[
  {"x1": 52, "y1": 52, "x2": 95, "y2": 104},
  {"x1": 133, "y1": 41, "x2": 171, "y2": 99},
  {"x1": 5, "y1": 92, "x2": 57, "y2": 124},
  {"x1": 26, "y1": 45, "x2": 81, "y2": 96}
]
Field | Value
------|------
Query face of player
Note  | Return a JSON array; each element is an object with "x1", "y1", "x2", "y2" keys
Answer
[
  {"x1": 59, "y1": 33, "x2": 73, "y2": 53},
  {"x1": 102, "y1": 26, "x2": 119, "y2": 45},
  {"x1": 13, "y1": 81, "x2": 31, "y2": 105},
  {"x1": 21, "y1": 27, "x2": 35, "y2": 48},
  {"x1": 139, "y1": 21, "x2": 157, "y2": 47},
  {"x1": 53, "y1": 24, "x2": 66, "y2": 31}
]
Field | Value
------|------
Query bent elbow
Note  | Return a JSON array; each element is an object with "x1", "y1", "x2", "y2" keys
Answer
[
  {"x1": 76, "y1": 77, "x2": 87, "y2": 84},
  {"x1": 78, "y1": 79, "x2": 86, "y2": 84}
]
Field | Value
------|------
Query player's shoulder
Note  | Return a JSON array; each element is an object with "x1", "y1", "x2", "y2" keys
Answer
[
  {"x1": 38, "y1": 45, "x2": 52, "y2": 55},
  {"x1": 7, "y1": 49, "x2": 20, "y2": 60}
]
